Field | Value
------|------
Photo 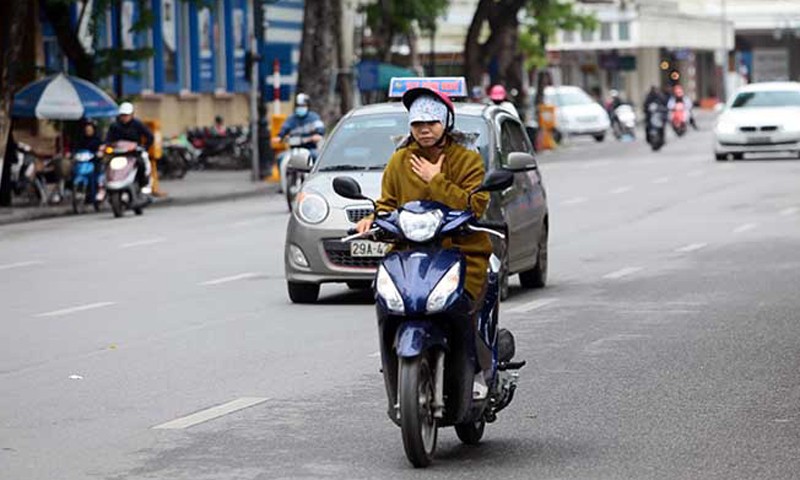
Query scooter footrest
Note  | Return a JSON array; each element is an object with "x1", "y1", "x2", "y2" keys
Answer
[{"x1": 498, "y1": 360, "x2": 526, "y2": 371}]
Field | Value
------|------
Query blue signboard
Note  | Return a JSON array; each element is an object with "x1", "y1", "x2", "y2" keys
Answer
[
  {"x1": 152, "y1": 0, "x2": 182, "y2": 93},
  {"x1": 225, "y1": 0, "x2": 249, "y2": 92},
  {"x1": 189, "y1": 3, "x2": 216, "y2": 92},
  {"x1": 112, "y1": 0, "x2": 145, "y2": 95},
  {"x1": 261, "y1": 0, "x2": 304, "y2": 101}
]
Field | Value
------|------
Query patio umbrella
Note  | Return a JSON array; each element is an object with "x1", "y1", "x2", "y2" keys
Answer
[{"x1": 12, "y1": 73, "x2": 119, "y2": 120}]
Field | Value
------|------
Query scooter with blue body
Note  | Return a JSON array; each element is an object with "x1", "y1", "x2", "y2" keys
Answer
[
  {"x1": 71, "y1": 150, "x2": 102, "y2": 213},
  {"x1": 332, "y1": 170, "x2": 525, "y2": 468}
]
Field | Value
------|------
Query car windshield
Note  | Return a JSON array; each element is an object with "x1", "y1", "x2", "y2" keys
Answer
[
  {"x1": 316, "y1": 112, "x2": 490, "y2": 171},
  {"x1": 731, "y1": 90, "x2": 800, "y2": 108}
]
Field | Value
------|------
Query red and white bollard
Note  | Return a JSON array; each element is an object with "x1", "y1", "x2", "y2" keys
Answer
[{"x1": 272, "y1": 58, "x2": 281, "y2": 115}]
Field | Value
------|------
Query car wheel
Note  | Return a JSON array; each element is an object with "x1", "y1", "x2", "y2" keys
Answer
[
  {"x1": 287, "y1": 281, "x2": 320, "y2": 303},
  {"x1": 519, "y1": 221, "x2": 548, "y2": 289},
  {"x1": 552, "y1": 129, "x2": 563, "y2": 144},
  {"x1": 732, "y1": 153, "x2": 744, "y2": 160},
  {"x1": 593, "y1": 134, "x2": 605, "y2": 142},
  {"x1": 715, "y1": 153, "x2": 727, "y2": 161},
  {"x1": 499, "y1": 252, "x2": 510, "y2": 301}
]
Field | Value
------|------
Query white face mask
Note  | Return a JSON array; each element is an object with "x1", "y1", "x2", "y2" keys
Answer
[{"x1": 296, "y1": 106, "x2": 309, "y2": 117}]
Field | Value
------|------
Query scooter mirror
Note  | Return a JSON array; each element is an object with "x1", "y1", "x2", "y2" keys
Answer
[
  {"x1": 332, "y1": 176, "x2": 367, "y2": 200},
  {"x1": 477, "y1": 169, "x2": 514, "y2": 193}
]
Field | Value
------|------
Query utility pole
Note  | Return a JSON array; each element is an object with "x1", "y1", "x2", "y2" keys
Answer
[
  {"x1": 252, "y1": 0, "x2": 274, "y2": 179},
  {"x1": 720, "y1": 0, "x2": 728, "y2": 102},
  {"x1": 114, "y1": 0, "x2": 123, "y2": 99}
]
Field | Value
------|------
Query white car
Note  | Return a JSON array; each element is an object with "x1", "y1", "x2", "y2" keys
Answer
[
  {"x1": 714, "y1": 82, "x2": 800, "y2": 161},
  {"x1": 532, "y1": 86, "x2": 611, "y2": 142}
]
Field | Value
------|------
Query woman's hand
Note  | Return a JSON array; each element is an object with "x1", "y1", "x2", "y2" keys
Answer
[
  {"x1": 410, "y1": 153, "x2": 443, "y2": 183},
  {"x1": 355, "y1": 217, "x2": 373, "y2": 234}
]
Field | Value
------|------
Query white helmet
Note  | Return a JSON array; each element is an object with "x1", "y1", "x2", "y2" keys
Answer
[
  {"x1": 609, "y1": 89, "x2": 620, "y2": 98},
  {"x1": 119, "y1": 102, "x2": 134, "y2": 115}
]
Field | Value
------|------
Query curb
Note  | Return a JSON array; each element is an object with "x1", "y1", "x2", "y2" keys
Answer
[{"x1": 0, "y1": 183, "x2": 279, "y2": 227}]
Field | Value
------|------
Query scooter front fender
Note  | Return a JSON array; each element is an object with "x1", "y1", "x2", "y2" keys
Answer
[{"x1": 395, "y1": 321, "x2": 448, "y2": 358}]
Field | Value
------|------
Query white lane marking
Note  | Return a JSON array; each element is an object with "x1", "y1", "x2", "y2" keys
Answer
[
  {"x1": 561, "y1": 196, "x2": 588, "y2": 206},
  {"x1": 36, "y1": 301, "x2": 116, "y2": 318},
  {"x1": 200, "y1": 272, "x2": 262, "y2": 286},
  {"x1": 0, "y1": 260, "x2": 44, "y2": 271},
  {"x1": 652, "y1": 176, "x2": 670, "y2": 184},
  {"x1": 368, "y1": 351, "x2": 381, "y2": 358},
  {"x1": 779, "y1": 207, "x2": 798, "y2": 217},
  {"x1": 120, "y1": 237, "x2": 166, "y2": 249},
  {"x1": 610, "y1": 186, "x2": 632, "y2": 195},
  {"x1": 687, "y1": 169, "x2": 704, "y2": 177},
  {"x1": 602, "y1": 267, "x2": 643, "y2": 280},
  {"x1": 505, "y1": 298, "x2": 559, "y2": 314},
  {"x1": 152, "y1": 397, "x2": 270, "y2": 430},
  {"x1": 733, "y1": 223, "x2": 757, "y2": 234},
  {"x1": 675, "y1": 243, "x2": 708, "y2": 253}
]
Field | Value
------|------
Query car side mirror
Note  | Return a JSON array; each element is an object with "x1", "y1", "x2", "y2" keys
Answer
[
  {"x1": 506, "y1": 152, "x2": 538, "y2": 172},
  {"x1": 332, "y1": 176, "x2": 368, "y2": 200},
  {"x1": 475, "y1": 169, "x2": 514, "y2": 193},
  {"x1": 287, "y1": 149, "x2": 313, "y2": 172}
]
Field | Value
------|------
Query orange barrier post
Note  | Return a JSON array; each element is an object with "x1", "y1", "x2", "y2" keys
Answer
[
  {"x1": 267, "y1": 113, "x2": 288, "y2": 182},
  {"x1": 537, "y1": 105, "x2": 557, "y2": 151}
]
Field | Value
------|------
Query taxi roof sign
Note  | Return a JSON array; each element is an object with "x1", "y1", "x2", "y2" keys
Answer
[{"x1": 388, "y1": 77, "x2": 468, "y2": 99}]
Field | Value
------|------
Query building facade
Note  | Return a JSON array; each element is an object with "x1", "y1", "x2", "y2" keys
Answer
[
  {"x1": 547, "y1": 0, "x2": 734, "y2": 107},
  {"x1": 34, "y1": 0, "x2": 304, "y2": 136}
]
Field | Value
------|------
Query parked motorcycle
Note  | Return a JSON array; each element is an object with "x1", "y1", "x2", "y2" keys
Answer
[
  {"x1": 646, "y1": 102, "x2": 668, "y2": 152},
  {"x1": 10, "y1": 142, "x2": 47, "y2": 206},
  {"x1": 160, "y1": 134, "x2": 199, "y2": 179},
  {"x1": 104, "y1": 141, "x2": 150, "y2": 218},
  {"x1": 612, "y1": 104, "x2": 637, "y2": 140},
  {"x1": 280, "y1": 135, "x2": 317, "y2": 211},
  {"x1": 70, "y1": 150, "x2": 102, "y2": 213},
  {"x1": 332, "y1": 170, "x2": 525, "y2": 468},
  {"x1": 671, "y1": 101, "x2": 688, "y2": 136},
  {"x1": 189, "y1": 126, "x2": 251, "y2": 170}
]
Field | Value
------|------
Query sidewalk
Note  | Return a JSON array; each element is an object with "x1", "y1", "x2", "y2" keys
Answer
[{"x1": 0, "y1": 170, "x2": 279, "y2": 226}]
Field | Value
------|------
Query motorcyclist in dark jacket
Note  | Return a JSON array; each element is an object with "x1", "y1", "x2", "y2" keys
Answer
[
  {"x1": 105, "y1": 102, "x2": 154, "y2": 193},
  {"x1": 643, "y1": 86, "x2": 667, "y2": 126}
]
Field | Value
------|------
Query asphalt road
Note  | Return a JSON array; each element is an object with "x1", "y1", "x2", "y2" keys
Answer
[{"x1": 2, "y1": 122, "x2": 800, "y2": 479}]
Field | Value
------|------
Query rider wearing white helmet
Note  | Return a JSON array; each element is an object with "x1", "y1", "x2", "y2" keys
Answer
[{"x1": 106, "y1": 102, "x2": 155, "y2": 194}]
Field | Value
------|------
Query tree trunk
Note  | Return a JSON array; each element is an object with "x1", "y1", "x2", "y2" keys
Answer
[
  {"x1": 41, "y1": 0, "x2": 95, "y2": 80},
  {"x1": 464, "y1": 0, "x2": 525, "y2": 91},
  {"x1": 0, "y1": 0, "x2": 31, "y2": 206},
  {"x1": 297, "y1": 0, "x2": 344, "y2": 125}
]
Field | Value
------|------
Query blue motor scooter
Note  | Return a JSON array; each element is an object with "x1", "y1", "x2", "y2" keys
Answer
[
  {"x1": 71, "y1": 150, "x2": 101, "y2": 213},
  {"x1": 333, "y1": 170, "x2": 525, "y2": 468}
]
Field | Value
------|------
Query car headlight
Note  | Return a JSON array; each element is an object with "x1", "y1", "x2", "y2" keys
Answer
[
  {"x1": 399, "y1": 210, "x2": 443, "y2": 242},
  {"x1": 296, "y1": 191, "x2": 329, "y2": 224},
  {"x1": 376, "y1": 265, "x2": 404, "y2": 313},
  {"x1": 110, "y1": 156, "x2": 128, "y2": 170},
  {"x1": 715, "y1": 119, "x2": 737, "y2": 135},
  {"x1": 426, "y1": 262, "x2": 461, "y2": 313}
]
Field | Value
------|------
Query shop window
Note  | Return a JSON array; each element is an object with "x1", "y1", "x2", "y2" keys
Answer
[
  {"x1": 601, "y1": 22, "x2": 612, "y2": 41},
  {"x1": 563, "y1": 30, "x2": 574, "y2": 43},
  {"x1": 581, "y1": 28, "x2": 594, "y2": 43},
  {"x1": 619, "y1": 21, "x2": 630, "y2": 41}
]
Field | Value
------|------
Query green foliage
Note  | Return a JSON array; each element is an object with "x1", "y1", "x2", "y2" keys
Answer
[
  {"x1": 362, "y1": 0, "x2": 449, "y2": 36},
  {"x1": 519, "y1": 0, "x2": 597, "y2": 71}
]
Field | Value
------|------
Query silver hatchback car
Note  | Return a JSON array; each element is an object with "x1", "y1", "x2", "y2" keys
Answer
[{"x1": 284, "y1": 101, "x2": 549, "y2": 303}]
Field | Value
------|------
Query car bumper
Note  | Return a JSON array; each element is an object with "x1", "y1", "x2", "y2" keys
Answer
[
  {"x1": 285, "y1": 212, "x2": 379, "y2": 285},
  {"x1": 715, "y1": 132, "x2": 800, "y2": 154},
  {"x1": 561, "y1": 122, "x2": 610, "y2": 136}
]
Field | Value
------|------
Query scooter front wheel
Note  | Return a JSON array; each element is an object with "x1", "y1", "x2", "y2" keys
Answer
[
  {"x1": 399, "y1": 355, "x2": 437, "y2": 468},
  {"x1": 110, "y1": 192, "x2": 124, "y2": 218}
]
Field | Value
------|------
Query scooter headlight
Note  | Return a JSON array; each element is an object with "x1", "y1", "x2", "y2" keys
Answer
[
  {"x1": 296, "y1": 191, "x2": 329, "y2": 224},
  {"x1": 426, "y1": 262, "x2": 461, "y2": 313},
  {"x1": 376, "y1": 265, "x2": 404, "y2": 314},
  {"x1": 110, "y1": 156, "x2": 128, "y2": 170},
  {"x1": 398, "y1": 210, "x2": 443, "y2": 242}
]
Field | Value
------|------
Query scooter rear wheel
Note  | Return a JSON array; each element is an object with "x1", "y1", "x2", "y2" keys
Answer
[{"x1": 399, "y1": 355, "x2": 437, "y2": 468}]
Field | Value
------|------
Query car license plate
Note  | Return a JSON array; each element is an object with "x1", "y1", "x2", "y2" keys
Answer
[
  {"x1": 350, "y1": 240, "x2": 388, "y2": 258},
  {"x1": 747, "y1": 136, "x2": 771, "y2": 144}
]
